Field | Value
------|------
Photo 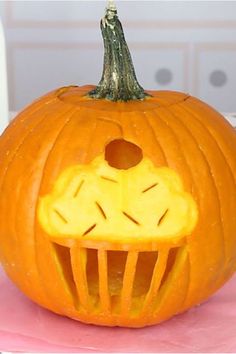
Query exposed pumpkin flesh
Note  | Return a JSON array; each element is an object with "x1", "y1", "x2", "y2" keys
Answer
[{"x1": 38, "y1": 156, "x2": 198, "y2": 244}]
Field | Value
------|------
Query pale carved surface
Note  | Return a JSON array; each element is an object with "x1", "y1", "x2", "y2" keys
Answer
[{"x1": 38, "y1": 156, "x2": 198, "y2": 243}]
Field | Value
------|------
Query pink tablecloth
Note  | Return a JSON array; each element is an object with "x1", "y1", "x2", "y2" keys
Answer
[{"x1": 1, "y1": 267, "x2": 236, "y2": 353}]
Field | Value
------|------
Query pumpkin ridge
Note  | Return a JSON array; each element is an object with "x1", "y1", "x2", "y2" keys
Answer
[
  {"x1": 157, "y1": 107, "x2": 209, "y2": 305},
  {"x1": 180, "y1": 102, "x2": 236, "y2": 191},
  {"x1": 149, "y1": 108, "x2": 195, "y2": 193},
  {"x1": 0, "y1": 104, "x2": 65, "y2": 206},
  {"x1": 122, "y1": 111, "x2": 149, "y2": 169},
  {"x1": 142, "y1": 111, "x2": 168, "y2": 165},
  {"x1": 179, "y1": 101, "x2": 236, "y2": 189},
  {"x1": 96, "y1": 117, "x2": 124, "y2": 136},
  {"x1": 0, "y1": 107, "x2": 73, "y2": 303},
  {"x1": 62, "y1": 108, "x2": 99, "y2": 167},
  {"x1": 80, "y1": 117, "x2": 99, "y2": 160},
  {"x1": 33, "y1": 110, "x2": 99, "y2": 308},
  {"x1": 0, "y1": 97, "x2": 53, "y2": 154},
  {"x1": 0, "y1": 100, "x2": 58, "y2": 188},
  {"x1": 167, "y1": 105, "x2": 226, "y2": 285},
  {"x1": 146, "y1": 108, "x2": 199, "y2": 306},
  {"x1": 153, "y1": 246, "x2": 189, "y2": 317},
  {"x1": 157, "y1": 105, "x2": 224, "y2": 304},
  {"x1": 178, "y1": 102, "x2": 236, "y2": 278},
  {"x1": 32, "y1": 108, "x2": 80, "y2": 306}
]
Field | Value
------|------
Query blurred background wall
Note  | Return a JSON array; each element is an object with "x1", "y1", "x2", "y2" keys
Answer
[{"x1": 0, "y1": 0, "x2": 236, "y2": 112}]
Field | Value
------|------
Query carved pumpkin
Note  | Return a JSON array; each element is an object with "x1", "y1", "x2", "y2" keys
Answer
[{"x1": 0, "y1": 3, "x2": 236, "y2": 328}]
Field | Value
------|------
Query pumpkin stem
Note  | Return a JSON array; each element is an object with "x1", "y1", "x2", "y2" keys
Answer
[{"x1": 88, "y1": 2, "x2": 151, "y2": 102}]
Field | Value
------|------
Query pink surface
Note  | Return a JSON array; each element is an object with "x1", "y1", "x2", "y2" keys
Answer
[{"x1": 1, "y1": 267, "x2": 236, "y2": 353}]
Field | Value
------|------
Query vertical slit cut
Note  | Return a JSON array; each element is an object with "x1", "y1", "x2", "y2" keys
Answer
[
  {"x1": 120, "y1": 251, "x2": 139, "y2": 315},
  {"x1": 132, "y1": 251, "x2": 159, "y2": 297},
  {"x1": 70, "y1": 246, "x2": 90, "y2": 310},
  {"x1": 141, "y1": 248, "x2": 169, "y2": 315},
  {"x1": 130, "y1": 251, "x2": 159, "y2": 314},
  {"x1": 159, "y1": 247, "x2": 180, "y2": 289},
  {"x1": 107, "y1": 250, "x2": 128, "y2": 313},
  {"x1": 86, "y1": 248, "x2": 99, "y2": 307},
  {"x1": 52, "y1": 243, "x2": 79, "y2": 308}
]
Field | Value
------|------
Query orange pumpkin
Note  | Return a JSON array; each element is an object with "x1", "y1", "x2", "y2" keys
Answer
[{"x1": 1, "y1": 3, "x2": 236, "y2": 328}]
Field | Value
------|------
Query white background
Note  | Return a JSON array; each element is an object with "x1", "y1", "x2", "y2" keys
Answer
[{"x1": 0, "y1": 0, "x2": 236, "y2": 112}]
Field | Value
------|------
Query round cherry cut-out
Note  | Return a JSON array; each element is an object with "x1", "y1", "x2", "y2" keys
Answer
[{"x1": 105, "y1": 139, "x2": 143, "y2": 170}]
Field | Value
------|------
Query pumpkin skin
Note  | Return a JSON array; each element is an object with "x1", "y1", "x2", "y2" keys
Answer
[{"x1": 1, "y1": 85, "x2": 236, "y2": 327}]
